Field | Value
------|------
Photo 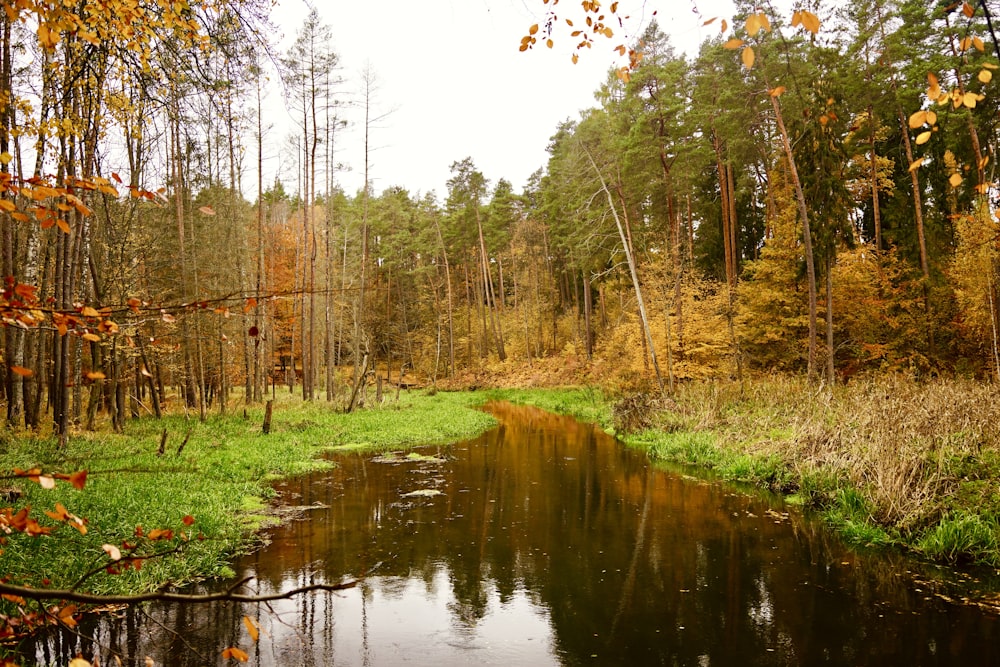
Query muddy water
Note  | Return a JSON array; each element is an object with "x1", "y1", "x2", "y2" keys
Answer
[{"x1": 18, "y1": 402, "x2": 1000, "y2": 665}]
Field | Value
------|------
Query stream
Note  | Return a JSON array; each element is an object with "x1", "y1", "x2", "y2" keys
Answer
[{"x1": 17, "y1": 401, "x2": 1000, "y2": 665}]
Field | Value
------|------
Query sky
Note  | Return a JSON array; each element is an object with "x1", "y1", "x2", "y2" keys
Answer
[{"x1": 264, "y1": 0, "x2": 741, "y2": 201}]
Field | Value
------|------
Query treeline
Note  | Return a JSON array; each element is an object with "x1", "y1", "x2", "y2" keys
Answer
[{"x1": 1, "y1": 0, "x2": 999, "y2": 436}]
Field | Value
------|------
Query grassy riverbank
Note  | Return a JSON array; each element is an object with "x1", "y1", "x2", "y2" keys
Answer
[
  {"x1": 491, "y1": 378, "x2": 1000, "y2": 568},
  {"x1": 3, "y1": 376, "x2": 998, "y2": 607},
  {"x1": 0, "y1": 391, "x2": 496, "y2": 599}
]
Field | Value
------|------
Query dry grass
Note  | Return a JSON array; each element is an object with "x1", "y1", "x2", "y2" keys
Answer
[{"x1": 647, "y1": 375, "x2": 1000, "y2": 538}]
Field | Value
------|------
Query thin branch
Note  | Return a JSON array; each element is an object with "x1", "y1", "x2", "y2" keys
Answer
[{"x1": 0, "y1": 576, "x2": 358, "y2": 605}]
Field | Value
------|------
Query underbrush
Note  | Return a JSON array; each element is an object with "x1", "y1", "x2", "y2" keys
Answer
[{"x1": 603, "y1": 375, "x2": 1000, "y2": 566}]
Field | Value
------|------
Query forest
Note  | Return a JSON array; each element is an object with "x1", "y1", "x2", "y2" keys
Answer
[
  {"x1": 0, "y1": 0, "x2": 998, "y2": 431},
  {"x1": 1, "y1": 0, "x2": 1000, "y2": 659}
]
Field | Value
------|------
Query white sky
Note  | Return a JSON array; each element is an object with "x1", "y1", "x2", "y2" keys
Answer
[{"x1": 263, "y1": 0, "x2": 742, "y2": 201}]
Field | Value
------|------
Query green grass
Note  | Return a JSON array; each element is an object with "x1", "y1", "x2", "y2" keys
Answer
[
  {"x1": 482, "y1": 386, "x2": 614, "y2": 431},
  {"x1": 0, "y1": 390, "x2": 496, "y2": 599}
]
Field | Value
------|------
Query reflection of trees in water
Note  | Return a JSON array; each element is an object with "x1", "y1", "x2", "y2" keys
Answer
[{"x1": 19, "y1": 402, "x2": 1000, "y2": 665}]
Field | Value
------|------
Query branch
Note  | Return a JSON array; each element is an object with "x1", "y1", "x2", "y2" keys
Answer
[{"x1": 0, "y1": 577, "x2": 358, "y2": 605}]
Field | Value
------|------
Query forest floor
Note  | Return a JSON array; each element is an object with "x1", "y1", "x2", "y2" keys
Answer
[{"x1": 1, "y1": 373, "x2": 999, "y2": 634}]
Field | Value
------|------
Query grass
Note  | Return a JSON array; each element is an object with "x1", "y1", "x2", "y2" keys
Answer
[
  {"x1": 0, "y1": 390, "x2": 497, "y2": 599},
  {"x1": 489, "y1": 377, "x2": 1000, "y2": 567}
]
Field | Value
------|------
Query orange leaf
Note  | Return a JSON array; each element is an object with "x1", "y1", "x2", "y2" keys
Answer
[
  {"x1": 198, "y1": 206, "x2": 216, "y2": 216},
  {"x1": 723, "y1": 38, "x2": 744, "y2": 50},
  {"x1": 44, "y1": 503, "x2": 70, "y2": 521},
  {"x1": 222, "y1": 648, "x2": 249, "y2": 662},
  {"x1": 182, "y1": 514, "x2": 195, "y2": 526},
  {"x1": 243, "y1": 615, "x2": 260, "y2": 642},
  {"x1": 86, "y1": 371, "x2": 105, "y2": 379},
  {"x1": 908, "y1": 157, "x2": 926, "y2": 172},
  {"x1": 769, "y1": 86, "x2": 786, "y2": 97},
  {"x1": 56, "y1": 218, "x2": 71, "y2": 234},
  {"x1": 69, "y1": 470, "x2": 88, "y2": 490},
  {"x1": 10, "y1": 366, "x2": 33, "y2": 377},
  {"x1": 963, "y1": 2, "x2": 975, "y2": 18},
  {"x1": 82, "y1": 334, "x2": 101, "y2": 343}
]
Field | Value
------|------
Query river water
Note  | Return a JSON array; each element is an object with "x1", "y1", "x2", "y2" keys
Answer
[{"x1": 18, "y1": 402, "x2": 1000, "y2": 665}]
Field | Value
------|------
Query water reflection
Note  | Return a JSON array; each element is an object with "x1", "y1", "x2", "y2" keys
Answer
[{"x1": 17, "y1": 402, "x2": 1000, "y2": 665}]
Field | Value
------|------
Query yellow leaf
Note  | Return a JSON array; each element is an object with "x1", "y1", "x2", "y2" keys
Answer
[
  {"x1": 82, "y1": 334, "x2": 101, "y2": 343},
  {"x1": 979, "y1": 155, "x2": 990, "y2": 170},
  {"x1": 243, "y1": 615, "x2": 260, "y2": 642},
  {"x1": 0, "y1": 151, "x2": 11, "y2": 165},
  {"x1": 980, "y1": 69, "x2": 993, "y2": 83},
  {"x1": 0, "y1": 199, "x2": 15, "y2": 212},
  {"x1": 959, "y1": 36, "x2": 973, "y2": 52},
  {"x1": 86, "y1": 371, "x2": 105, "y2": 379},
  {"x1": 746, "y1": 14, "x2": 762, "y2": 37},
  {"x1": 963, "y1": 91, "x2": 978, "y2": 108},
  {"x1": 926, "y1": 111, "x2": 937, "y2": 125},
  {"x1": 769, "y1": 86, "x2": 786, "y2": 97},
  {"x1": 759, "y1": 12, "x2": 771, "y2": 32},
  {"x1": 81, "y1": 306, "x2": 100, "y2": 317},
  {"x1": 915, "y1": 131, "x2": 932, "y2": 145},
  {"x1": 983, "y1": 62, "x2": 999, "y2": 70},
  {"x1": 741, "y1": 46, "x2": 755, "y2": 69},
  {"x1": 908, "y1": 110, "x2": 927, "y2": 128},
  {"x1": 949, "y1": 173, "x2": 963, "y2": 187},
  {"x1": 198, "y1": 206, "x2": 215, "y2": 216},
  {"x1": 546, "y1": 38, "x2": 553, "y2": 48},
  {"x1": 800, "y1": 10, "x2": 820, "y2": 34},
  {"x1": 974, "y1": 36, "x2": 985, "y2": 52},
  {"x1": 68, "y1": 658, "x2": 91, "y2": 667},
  {"x1": 571, "y1": 53, "x2": 579, "y2": 64},
  {"x1": 37, "y1": 23, "x2": 59, "y2": 49},
  {"x1": 723, "y1": 38, "x2": 744, "y2": 50}
]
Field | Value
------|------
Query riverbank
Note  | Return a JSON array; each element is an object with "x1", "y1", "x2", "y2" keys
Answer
[
  {"x1": 0, "y1": 392, "x2": 497, "y2": 603},
  {"x1": 2, "y1": 375, "x2": 998, "y2": 620},
  {"x1": 492, "y1": 378, "x2": 1000, "y2": 568}
]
